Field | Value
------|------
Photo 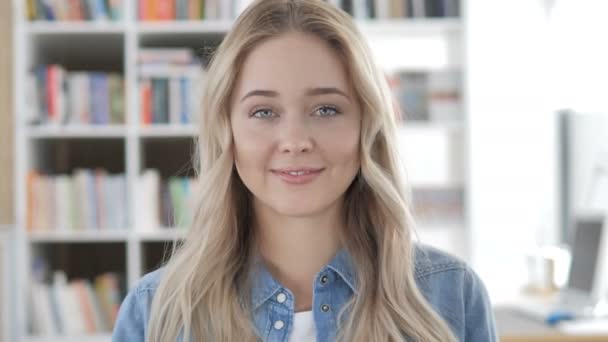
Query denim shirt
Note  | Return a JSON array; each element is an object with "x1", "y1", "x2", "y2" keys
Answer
[{"x1": 112, "y1": 244, "x2": 498, "y2": 341}]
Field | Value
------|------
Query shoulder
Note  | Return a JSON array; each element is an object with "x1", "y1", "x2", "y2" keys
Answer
[
  {"x1": 413, "y1": 243, "x2": 467, "y2": 280},
  {"x1": 112, "y1": 268, "x2": 164, "y2": 341},
  {"x1": 134, "y1": 267, "x2": 165, "y2": 292},
  {"x1": 411, "y1": 243, "x2": 485, "y2": 306},
  {"x1": 412, "y1": 243, "x2": 498, "y2": 341}
]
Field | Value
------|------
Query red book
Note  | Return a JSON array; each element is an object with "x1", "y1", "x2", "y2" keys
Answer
[
  {"x1": 141, "y1": 80, "x2": 152, "y2": 124},
  {"x1": 74, "y1": 0, "x2": 85, "y2": 20},
  {"x1": 139, "y1": 0, "x2": 151, "y2": 20},
  {"x1": 73, "y1": 280, "x2": 97, "y2": 333},
  {"x1": 156, "y1": 0, "x2": 175, "y2": 20}
]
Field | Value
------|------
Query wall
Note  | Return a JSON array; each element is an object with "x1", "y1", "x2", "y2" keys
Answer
[
  {"x1": 0, "y1": 1, "x2": 12, "y2": 341},
  {"x1": 0, "y1": 0, "x2": 14, "y2": 225},
  {"x1": 464, "y1": 0, "x2": 560, "y2": 302}
]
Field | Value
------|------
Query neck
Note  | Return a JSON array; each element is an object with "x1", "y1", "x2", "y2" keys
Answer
[{"x1": 254, "y1": 200, "x2": 343, "y2": 312}]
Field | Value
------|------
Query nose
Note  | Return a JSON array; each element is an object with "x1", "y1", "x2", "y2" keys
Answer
[{"x1": 278, "y1": 116, "x2": 313, "y2": 154}]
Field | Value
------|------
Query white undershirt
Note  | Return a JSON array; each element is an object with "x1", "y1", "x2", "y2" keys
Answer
[{"x1": 289, "y1": 310, "x2": 316, "y2": 342}]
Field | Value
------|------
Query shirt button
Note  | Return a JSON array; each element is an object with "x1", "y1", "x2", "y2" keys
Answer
[
  {"x1": 276, "y1": 292, "x2": 287, "y2": 303},
  {"x1": 274, "y1": 320, "x2": 285, "y2": 330},
  {"x1": 320, "y1": 275, "x2": 329, "y2": 284},
  {"x1": 320, "y1": 304, "x2": 330, "y2": 312}
]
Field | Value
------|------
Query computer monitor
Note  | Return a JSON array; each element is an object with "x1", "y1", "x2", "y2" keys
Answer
[{"x1": 566, "y1": 213, "x2": 608, "y2": 300}]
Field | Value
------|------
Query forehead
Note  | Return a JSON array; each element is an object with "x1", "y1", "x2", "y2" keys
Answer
[{"x1": 234, "y1": 32, "x2": 351, "y2": 95}]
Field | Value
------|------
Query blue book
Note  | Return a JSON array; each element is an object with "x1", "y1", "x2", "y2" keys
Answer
[
  {"x1": 35, "y1": 65, "x2": 48, "y2": 123},
  {"x1": 180, "y1": 77, "x2": 189, "y2": 124},
  {"x1": 90, "y1": 73, "x2": 100, "y2": 124},
  {"x1": 40, "y1": 0, "x2": 55, "y2": 20},
  {"x1": 152, "y1": 78, "x2": 169, "y2": 124},
  {"x1": 90, "y1": 73, "x2": 111, "y2": 124},
  {"x1": 176, "y1": 0, "x2": 189, "y2": 20},
  {"x1": 97, "y1": 0, "x2": 109, "y2": 19},
  {"x1": 88, "y1": 0, "x2": 107, "y2": 20}
]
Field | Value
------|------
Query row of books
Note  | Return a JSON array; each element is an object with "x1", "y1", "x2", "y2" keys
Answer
[
  {"x1": 29, "y1": 268, "x2": 123, "y2": 335},
  {"x1": 27, "y1": 169, "x2": 128, "y2": 232},
  {"x1": 136, "y1": 0, "x2": 460, "y2": 21},
  {"x1": 27, "y1": 0, "x2": 123, "y2": 21},
  {"x1": 139, "y1": 48, "x2": 204, "y2": 125},
  {"x1": 388, "y1": 70, "x2": 461, "y2": 122},
  {"x1": 138, "y1": 0, "x2": 249, "y2": 21},
  {"x1": 27, "y1": 65, "x2": 125, "y2": 126},
  {"x1": 332, "y1": 0, "x2": 460, "y2": 19},
  {"x1": 26, "y1": 0, "x2": 458, "y2": 22},
  {"x1": 137, "y1": 169, "x2": 198, "y2": 230}
]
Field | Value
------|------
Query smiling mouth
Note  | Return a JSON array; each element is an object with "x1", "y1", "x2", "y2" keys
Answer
[{"x1": 270, "y1": 168, "x2": 325, "y2": 185}]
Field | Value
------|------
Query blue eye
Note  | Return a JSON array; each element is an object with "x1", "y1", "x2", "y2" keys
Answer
[
  {"x1": 252, "y1": 108, "x2": 275, "y2": 119},
  {"x1": 315, "y1": 105, "x2": 340, "y2": 117}
]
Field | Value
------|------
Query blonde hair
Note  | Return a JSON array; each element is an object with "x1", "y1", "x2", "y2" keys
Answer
[{"x1": 147, "y1": 0, "x2": 458, "y2": 341}]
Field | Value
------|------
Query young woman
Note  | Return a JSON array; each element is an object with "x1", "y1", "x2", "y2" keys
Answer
[{"x1": 112, "y1": 0, "x2": 497, "y2": 341}]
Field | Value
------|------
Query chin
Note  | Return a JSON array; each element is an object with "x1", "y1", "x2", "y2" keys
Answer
[
  {"x1": 272, "y1": 202, "x2": 327, "y2": 218},
  {"x1": 266, "y1": 196, "x2": 335, "y2": 218}
]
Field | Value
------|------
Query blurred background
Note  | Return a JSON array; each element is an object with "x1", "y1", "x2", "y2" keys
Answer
[{"x1": 1, "y1": 0, "x2": 608, "y2": 341}]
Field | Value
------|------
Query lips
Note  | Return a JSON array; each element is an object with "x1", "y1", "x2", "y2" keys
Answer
[{"x1": 270, "y1": 167, "x2": 325, "y2": 185}]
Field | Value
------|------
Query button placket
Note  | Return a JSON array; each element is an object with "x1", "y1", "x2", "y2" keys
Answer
[
  {"x1": 265, "y1": 288, "x2": 293, "y2": 341},
  {"x1": 276, "y1": 292, "x2": 287, "y2": 304},
  {"x1": 273, "y1": 320, "x2": 285, "y2": 330},
  {"x1": 318, "y1": 273, "x2": 331, "y2": 313}
]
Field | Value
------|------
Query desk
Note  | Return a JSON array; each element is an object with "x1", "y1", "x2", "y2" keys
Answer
[{"x1": 496, "y1": 306, "x2": 608, "y2": 342}]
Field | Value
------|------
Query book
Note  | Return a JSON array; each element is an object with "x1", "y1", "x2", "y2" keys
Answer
[
  {"x1": 392, "y1": 71, "x2": 429, "y2": 121},
  {"x1": 142, "y1": 171, "x2": 197, "y2": 229},
  {"x1": 140, "y1": 78, "x2": 153, "y2": 124},
  {"x1": 139, "y1": 0, "x2": 246, "y2": 20},
  {"x1": 28, "y1": 271, "x2": 124, "y2": 336},
  {"x1": 28, "y1": 0, "x2": 122, "y2": 21},
  {"x1": 152, "y1": 78, "x2": 169, "y2": 124},
  {"x1": 27, "y1": 170, "x2": 128, "y2": 232},
  {"x1": 410, "y1": 0, "x2": 425, "y2": 17},
  {"x1": 156, "y1": 0, "x2": 175, "y2": 20},
  {"x1": 29, "y1": 66, "x2": 124, "y2": 126},
  {"x1": 137, "y1": 169, "x2": 161, "y2": 231},
  {"x1": 29, "y1": 283, "x2": 57, "y2": 334},
  {"x1": 176, "y1": 0, "x2": 189, "y2": 20},
  {"x1": 93, "y1": 73, "x2": 111, "y2": 124},
  {"x1": 427, "y1": 70, "x2": 461, "y2": 122},
  {"x1": 138, "y1": 48, "x2": 204, "y2": 125},
  {"x1": 72, "y1": 280, "x2": 96, "y2": 333},
  {"x1": 108, "y1": 74, "x2": 125, "y2": 124}
]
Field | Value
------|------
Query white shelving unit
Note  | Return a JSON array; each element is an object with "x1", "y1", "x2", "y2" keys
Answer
[
  {"x1": 12, "y1": 1, "x2": 466, "y2": 341},
  {"x1": 1, "y1": 228, "x2": 13, "y2": 342}
]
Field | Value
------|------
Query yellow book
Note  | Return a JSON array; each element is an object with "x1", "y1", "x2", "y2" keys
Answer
[{"x1": 26, "y1": 0, "x2": 37, "y2": 21}]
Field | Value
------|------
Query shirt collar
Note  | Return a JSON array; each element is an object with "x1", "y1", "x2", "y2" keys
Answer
[{"x1": 250, "y1": 247, "x2": 357, "y2": 310}]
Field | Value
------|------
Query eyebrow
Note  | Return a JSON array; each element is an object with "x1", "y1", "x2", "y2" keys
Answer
[{"x1": 239, "y1": 87, "x2": 351, "y2": 103}]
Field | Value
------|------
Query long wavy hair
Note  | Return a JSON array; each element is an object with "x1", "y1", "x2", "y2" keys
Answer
[{"x1": 147, "y1": 0, "x2": 457, "y2": 341}]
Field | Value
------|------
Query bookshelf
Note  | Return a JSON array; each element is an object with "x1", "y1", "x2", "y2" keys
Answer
[{"x1": 13, "y1": 0, "x2": 466, "y2": 341}]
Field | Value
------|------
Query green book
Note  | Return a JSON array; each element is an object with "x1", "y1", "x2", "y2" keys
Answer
[{"x1": 108, "y1": 74, "x2": 124, "y2": 124}]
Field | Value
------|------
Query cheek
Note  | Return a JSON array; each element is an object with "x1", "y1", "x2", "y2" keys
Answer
[
  {"x1": 232, "y1": 123, "x2": 271, "y2": 176},
  {"x1": 317, "y1": 121, "x2": 361, "y2": 166}
]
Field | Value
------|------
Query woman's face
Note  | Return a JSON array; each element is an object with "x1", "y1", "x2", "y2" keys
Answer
[{"x1": 230, "y1": 31, "x2": 361, "y2": 218}]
